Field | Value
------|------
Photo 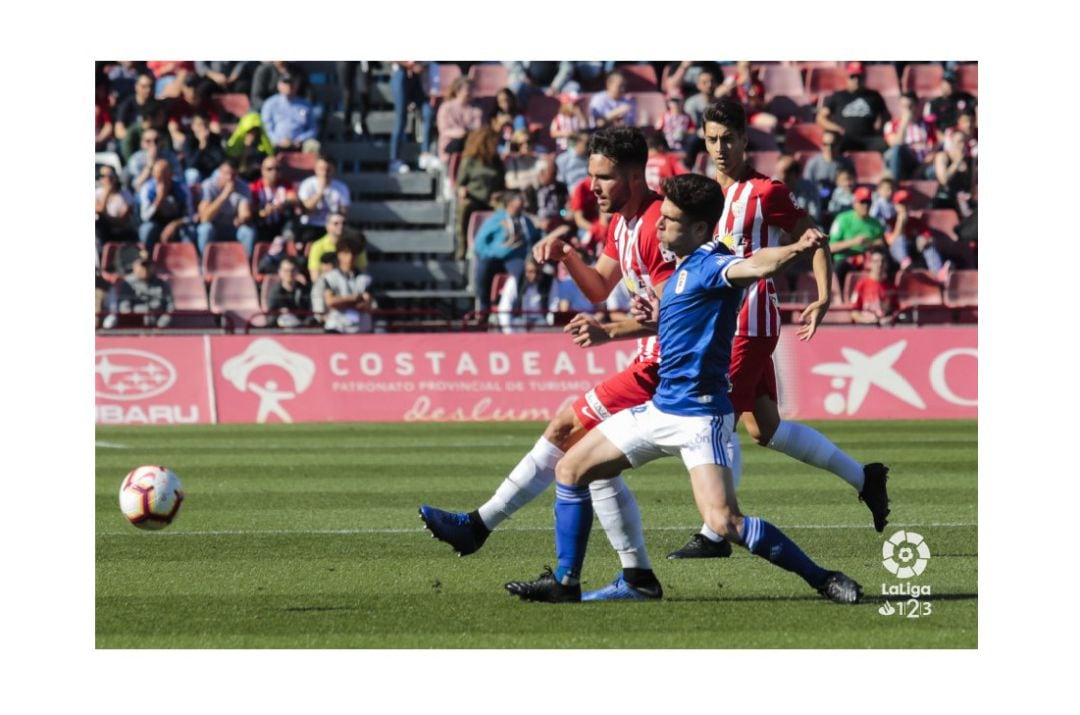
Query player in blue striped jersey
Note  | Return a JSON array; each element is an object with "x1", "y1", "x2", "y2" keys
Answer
[{"x1": 505, "y1": 174, "x2": 862, "y2": 604}]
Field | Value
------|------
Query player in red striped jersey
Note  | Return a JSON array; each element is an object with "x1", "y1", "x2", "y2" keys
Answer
[
  {"x1": 667, "y1": 99, "x2": 891, "y2": 559},
  {"x1": 420, "y1": 127, "x2": 672, "y2": 599}
]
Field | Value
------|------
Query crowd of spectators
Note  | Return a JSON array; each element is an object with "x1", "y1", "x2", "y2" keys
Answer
[{"x1": 95, "y1": 60, "x2": 977, "y2": 332}]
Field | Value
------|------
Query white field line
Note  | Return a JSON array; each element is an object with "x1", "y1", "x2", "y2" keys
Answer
[
  {"x1": 95, "y1": 441, "x2": 129, "y2": 449},
  {"x1": 99, "y1": 522, "x2": 976, "y2": 538}
]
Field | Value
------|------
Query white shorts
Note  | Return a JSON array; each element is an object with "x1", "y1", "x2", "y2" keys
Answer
[{"x1": 597, "y1": 400, "x2": 738, "y2": 472}]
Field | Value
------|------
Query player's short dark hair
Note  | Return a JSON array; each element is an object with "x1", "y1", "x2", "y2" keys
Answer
[
  {"x1": 661, "y1": 174, "x2": 724, "y2": 231},
  {"x1": 703, "y1": 98, "x2": 747, "y2": 136},
  {"x1": 588, "y1": 126, "x2": 648, "y2": 172}
]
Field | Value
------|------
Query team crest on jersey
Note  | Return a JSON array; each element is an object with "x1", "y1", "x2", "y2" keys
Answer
[
  {"x1": 675, "y1": 270, "x2": 689, "y2": 294},
  {"x1": 719, "y1": 233, "x2": 736, "y2": 250}
]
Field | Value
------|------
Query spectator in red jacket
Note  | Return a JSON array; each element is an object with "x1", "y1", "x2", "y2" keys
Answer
[{"x1": 850, "y1": 248, "x2": 898, "y2": 326}]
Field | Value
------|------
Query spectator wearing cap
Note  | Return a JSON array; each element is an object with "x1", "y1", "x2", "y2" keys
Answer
[
  {"x1": 803, "y1": 129, "x2": 854, "y2": 201},
  {"x1": 923, "y1": 69, "x2": 976, "y2": 134},
  {"x1": 297, "y1": 155, "x2": 351, "y2": 247},
  {"x1": 267, "y1": 257, "x2": 311, "y2": 329},
  {"x1": 655, "y1": 93, "x2": 695, "y2": 151},
  {"x1": 137, "y1": 159, "x2": 193, "y2": 253},
  {"x1": 196, "y1": 159, "x2": 257, "y2": 256},
  {"x1": 884, "y1": 92, "x2": 938, "y2": 181},
  {"x1": 249, "y1": 156, "x2": 299, "y2": 246},
  {"x1": 828, "y1": 185, "x2": 887, "y2": 284},
  {"x1": 250, "y1": 62, "x2": 308, "y2": 112},
  {"x1": 435, "y1": 77, "x2": 483, "y2": 167},
  {"x1": 105, "y1": 257, "x2": 174, "y2": 329},
  {"x1": 775, "y1": 155, "x2": 821, "y2": 223},
  {"x1": 555, "y1": 132, "x2": 590, "y2": 188},
  {"x1": 260, "y1": 74, "x2": 318, "y2": 153},
  {"x1": 307, "y1": 211, "x2": 368, "y2": 279},
  {"x1": 321, "y1": 240, "x2": 374, "y2": 334},
  {"x1": 588, "y1": 71, "x2": 635, "y2": 128},
  {"x1": 550, "y1": 86, "x2": 587, "y2": 153},
  {"x1": 817, "y1": 62, "x2": 891, "y2": 153},
  {"x1": 472, "y1": 190, "x2": 541, "y2": 314},
  {"x1": 645, "y1": 133, "x2": 689, "y2": 195}
]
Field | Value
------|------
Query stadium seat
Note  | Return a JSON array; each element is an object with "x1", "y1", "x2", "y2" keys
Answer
[
  {"x1": 203, "y1": 242, "x2": 252, "y2": 282},
  {"x1": 279, "y1": 152, "x2": 317, "y2": 184},
  {"x1": 784, "y1": 123, "x2": 824, "y2": 153},
  {"x1": 955, "y1": 63, "x2": 978, "y2": 96},
  {"x1": 805, "y1": 67, "x2": 847, "y2": 103},
  {"x1": 842, "y1": 270, "x2": 868, "y2": 304},
  {"x1": 762, "y1": 65, "x2": 808, "y2": 104},
  {"x1": 902, "y1": 63, "x2": 945, "y2": 99},
  {"x1": 618, "y1": 64, "x2": 659, "y2": 91},
  {"x1": 99, "y1": 242, "x2": 128, "y2": 283},
  {"x1": 209, "y1": 275, "x2": 265, "y2": 328},
  {"x1": 746, "y1": 126, "x2": 780, "y2": 151},
  {"x1": 883, "y1": 94, "x2": 902, "y2": 121},
  {"x1": 438, "y1": 63, "x2": 463, "y2": 93},
  {"x1": 747, "y1": 151, "x2": 780, "y2": 178},
  {"x1": 259, "y1": 274, "x2": 280, "y2": 312},
  {"x1": 212, "y1": 93, "x2": 251, "y2": 122},
  {"x1": 153, "y1": 242, "x2": 200, "y2": 278},
  {"x1": 923, "y1": 208, "x2": 960, "y2": 240},
  {"x1": 847, "y1": 151, "x2": 886, "y2": 184},
  {"x1": 899, "y1": 180, "x2": 938, "y2": 211},
  {"x1": 864, "y1": 63, "x2": 900, "y2": 97},
  {"x1": 796, "y1": 60, "x2": 842, "y2": 72},
  {"x1": 467, "y1": 63, "x2": 509, "y2": 98},
  {"x1": 525, "y1": 94, "x2": 561, "y2": 150},
  {"x1": 628, "y1": 92, "x2": 666, "y2": 127},
  {"x1": 896, "y1": 269, "x2": 943, "y2": 306},
  {"x1": 944, "y1": 269, "x2": 978, "y2": 308},
  {"x1": 166, "y1": 275, "x2": 210, "y2": 311},
  {"x1": 490, "y1": 272, "x2": 510, "y2": 307}
]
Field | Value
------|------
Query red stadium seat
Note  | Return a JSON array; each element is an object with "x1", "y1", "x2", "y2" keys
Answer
[
  {"x1": 805, "y1": 67, "x2": 847, "y2": 102},
  {"x1": 784, "y1": 123, "x2": 824, "y2": 153},
  {"x1": 864, "y1": 63, "x2": 900, "y2": 97},
  {"x1": 490, "y1": 272, "x2": 510, "y2": 307},
  {"x1": 278, "y1": 152, "x2": 317, "y2": 184},
  {"x1": 438, "y1": 63, "x2": 463, "y2": 93},
  {"x1": 260, "y1": 274, "x2": 280, "y2": 312},
  {"x1": 209, "y1": 275, "x2": 264, "y2": 328},
  {"x1": 883, "y1": 94, "x2": 902, "y2": 121},
  {"x1": 99, "y1": 242, "x2": 129, "y2": 283},
  {"x1": 842, "y1": 270, "x2": 868, "y2": 305},
  {"x1": 166, "y1": 275, "x2": 210, "y2": 311},
  {"x1": 747, "y1": 151, "x2": 780, "y2": 178},
  {"x1": 902, "y1": 63, "x2": 945, "y2": 99},
  {"x1": 467, "y1": 63, "x2": 509, "y2": 98},
  {"x1": 899, "y1": 180, "x2": 938, "y2": 211},
  {"x1": 924, "y1": 208, "x2": 960, "y2": 240},
  {"x1": 944, "y1": 269, "x2": 978, "y2": 308},
  {"x1": 896, "y1": 269, "x2": 943, "y2": 306},
  {"x1": 213, "y1": 93, "x2": 251, "y2": 121},
  {"x1": 847, "y1": 151, "x2": 886, "y2": 184},
  {"x1": 629, "y1": 91, "x2": 666, "y2": 127},
  {"x1": 525, "y1": 94, "x2": 561, "y2": 150},
  {"x1": 153, "y1": 242, "x2": 200, "y2": 278},
  {"x1": 617, "y1": 64, "x2": 659, "y2": 91},
  {"x1": 796, "y1": 60, "x2": 842, "y2": 72},
  {"x1": 762, "y1": 65, "x2": 808, "y2": 103},
  {"x1": 955, "y1": 63, "x2": 978, "y2": 96},
  {"x1": 202, "y1": 242, "x2": 252, "y2": 281}
]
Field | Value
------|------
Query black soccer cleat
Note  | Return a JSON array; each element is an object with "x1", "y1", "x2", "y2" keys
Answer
[
  {"x1": 666, "y1": 533, "x2": 734, "y2": 559},
  {"x1": 817, "y1": 571, "x2": 863, "y2": 604},
  {"x1": 505, "y1": 567, "x2": 582, "y2": 603},
  {"x1": 418, "y1": 505, "x2": 490, "y2": 556},
  {"x1": 859, "y1": 463, "x2": 891, "y2": 533}
]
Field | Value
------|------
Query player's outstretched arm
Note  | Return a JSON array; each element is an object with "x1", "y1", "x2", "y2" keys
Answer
[
  {"x1": 565, "y1": 280, "x2": 667, "y2": 348},
  {"x1": 787, "y1": 215, "x2": 833, "y2": 341},
  {"x1": 726, "y1": 233, "x2": 824, "y2": 288}
]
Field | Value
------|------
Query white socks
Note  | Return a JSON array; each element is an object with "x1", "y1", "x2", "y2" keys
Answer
[
  {"x1": 477, "y1": 437, "x2": 563, "y2": 529},
  {"x1": 767, "y1": 420, "x2": 865, "y2": 491},
  {"x1": 590, "y1": 475, "x2": 651, "y2": 570},
  {"x1": 476, "y1": 437, "x2": 653, "y2": 571}
]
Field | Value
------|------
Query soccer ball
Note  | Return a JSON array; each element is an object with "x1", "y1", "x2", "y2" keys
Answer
[{"x1": 119, "y1": 465, "x2": 184, "y2": 530}]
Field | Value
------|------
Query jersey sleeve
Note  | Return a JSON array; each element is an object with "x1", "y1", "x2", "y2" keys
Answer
[
  {"x1": 700, "y1": 252, "x2": 745, "y2": 292},
  {"x1": 760, "y1": 179, "x2": 808, "y2": 233}
]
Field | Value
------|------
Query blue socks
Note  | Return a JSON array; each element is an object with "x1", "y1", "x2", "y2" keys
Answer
[
  {"x1": 741, "y1": 516, "x2": 829, "y2": 589},
  {"x1": 554, "y1": 483, "x2": 593, "y2": 585}
]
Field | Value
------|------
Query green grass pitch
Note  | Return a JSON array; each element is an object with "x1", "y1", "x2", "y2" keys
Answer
[{"x1": 96, "y1": 420, "x2": 976, "y2": 648}]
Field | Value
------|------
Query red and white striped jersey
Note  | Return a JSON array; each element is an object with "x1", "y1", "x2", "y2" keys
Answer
[
  {"x1": 713, "y1": 170, "x2": 807, "y2": 338},
  {"x1": 602, "y1": 194, "x2": 674, "y2": 362}
]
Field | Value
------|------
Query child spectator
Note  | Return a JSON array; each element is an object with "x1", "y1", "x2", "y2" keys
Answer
[
  {"x1": 850, "y1": 248, "x2": 898, "y2": 326},
  {"x1": 827, "y1": 167, "x2": 857, "y2": 218},
  {"x1": 655, "y1": 93, "x2": 695, "y2": 151},
  {"x1": 645, "y1": 132, "x2": 688, "y2": 195},
  {"x1": 491, "y1": 88, "x2": 528, "y2": 157},
  {"x1": 869, "y1": 177, "x2": 897, "y2": 226},
  {"x1": 321, "y1": 240, "x2": 374, "y2": 334},
  {"x1": 550, "y1": 87, "x2": 587, "y2": 153}
]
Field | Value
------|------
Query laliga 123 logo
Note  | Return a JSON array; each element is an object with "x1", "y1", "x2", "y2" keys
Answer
[
  {"x1": 221, "y1": 338, "x2": 316, "y2": 423},
  {"x1": 96, "y1": 349, "x2": 177, "y2": 401},
  {"x1": 878, "y1": 530, "x2": 933, "y2": 618}
]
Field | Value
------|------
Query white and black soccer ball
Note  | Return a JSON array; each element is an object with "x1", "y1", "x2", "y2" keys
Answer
[{"x1": 119, "y1": 465, "x2": 184, "y2": 530}]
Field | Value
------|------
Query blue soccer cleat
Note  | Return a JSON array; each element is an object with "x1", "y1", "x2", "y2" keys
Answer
[
  {"x1": 581, "y1": 572, "x2": 663, "y2": 602},
  {"x1": 418, "y1": 505, "x2": 489, "y2": 556}
]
